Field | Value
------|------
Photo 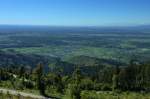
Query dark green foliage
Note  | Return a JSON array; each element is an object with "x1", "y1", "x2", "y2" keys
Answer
[
  {"x1": 45, "y1": 73, "x2": 64, "y2": 93},
  {"x1": 118, "y1": 62, "x2": 150, "y2": 91},
  {"x1": 19, "y1": 66, "x2": 25, "y2": 78},
  {"x1": 101, "y1": 84, "x2": 112, "y2": 91},
  {"x1": 97, "y1": 66, "x2": 114, "y2": 84},
  {"x1": 0, "y1": 50, "x2": 59, "y2": 69},
  {"x1": 68, "y1": 84, "x2": 81, "y2": 99},
  {"x1": 33, "y1": 62, "x2": 45, "y2": 94},
  {"x1": 23, "y1": 80, "x2": 34, "y2": 89},
  {"x1": 0, "y1": 59, "x2": 150, "y2": 98},
  {"x1": 112, "y1": 65, "x2": 120, "y2": 91},
  {"x1": 66, "y1": 68, "x2": 82, "y2": 99},
  {"x1": 0, "y1": 68, "x2": 13, "y2": 81},
  {"x1": 112, "y1": 74, "x2": 119, "y2": 91},
  {"x1": 72, "y1": 68, "x2": 82, "y2": 84},
  {"x1": 80, "y1": 78, "x2": 94, "y2": 90}
]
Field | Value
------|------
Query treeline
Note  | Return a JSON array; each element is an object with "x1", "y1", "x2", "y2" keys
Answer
[
  {"x1": 95, "y1": 61, "x2": 150, "y2": 92},
  {"x1": 0, "y1": 60, "x2": 150, "y2": 99}
]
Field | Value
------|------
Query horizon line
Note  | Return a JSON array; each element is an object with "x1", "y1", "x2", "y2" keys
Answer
[{"x1": 0, "y1": 23, "x2": 149, "y2": 28}]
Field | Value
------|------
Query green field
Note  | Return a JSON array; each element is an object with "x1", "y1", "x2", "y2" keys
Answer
[{"x1": 1, "y1": 30, "x2": 150, "y2": 64}]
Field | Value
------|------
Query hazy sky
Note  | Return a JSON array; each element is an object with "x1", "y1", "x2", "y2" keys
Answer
[{"x1": 0, "y1": 0, "x2": 150, "y2": 26}]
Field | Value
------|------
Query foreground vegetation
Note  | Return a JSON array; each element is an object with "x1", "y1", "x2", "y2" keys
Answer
[
  {"x1": 80, "y1": 91, "x2": 150, "y2": 99},
  {"x1": 0, "y1": 60, "x2": 150, "y2": 99}
]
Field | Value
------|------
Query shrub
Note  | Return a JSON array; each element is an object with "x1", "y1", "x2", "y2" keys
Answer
[
  {"x1": 93, "y1": 83, "x2": 103, "y2": 91},
  {"x1": 23, "y1": 80, "x2": 34, "y2": 89},
  {"x1": 67, "y1": 84, "x2": 81, "y2": 99},
  {"x1": 80, "y1": 78, "x2": 94, "y2": 90},
  {"x1": 101, "y1": 84, "x2": 112, "y2": 91}
]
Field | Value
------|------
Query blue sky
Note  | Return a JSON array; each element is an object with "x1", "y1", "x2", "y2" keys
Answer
[{"x1": 0, "y1": 0, "x2": 150, "y2": 26}]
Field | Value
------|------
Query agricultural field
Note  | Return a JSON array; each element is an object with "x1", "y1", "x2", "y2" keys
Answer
[{"x1": 0, "y1": 26, "x2": 150, "y2": 65}]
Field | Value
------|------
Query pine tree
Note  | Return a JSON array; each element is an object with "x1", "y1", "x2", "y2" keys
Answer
[
  {"x1": 112, "y1": 65, "x2": 120, "y2": 91},
  {"x1": 33, "y1": 62, "x2": 45, "y2": 95}
]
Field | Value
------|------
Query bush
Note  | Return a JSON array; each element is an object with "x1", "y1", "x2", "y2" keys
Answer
[
  {"x1": 67, "y1": 84, "x2": 81, "y2": 99},
  {"x1": 23, "y1": 80, "x2": 34, "y2": 89},
  {"x1": 93, "y1": 83, "x2": 103, "y2": 91},
  {"x1": 101, "y1": 84, "x2": 112, "y2": 91},
  {"x1": 81, "y1": 91, "x2": 100, "y2": 99},
  {"x1": 80, "y1": 78, "x2": 94, "y2": 90}
]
